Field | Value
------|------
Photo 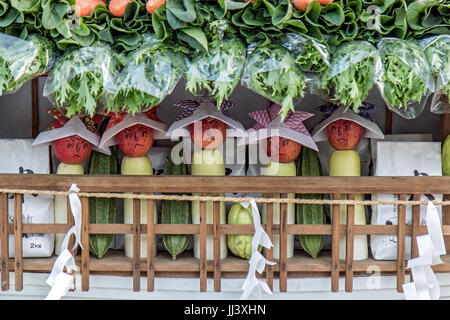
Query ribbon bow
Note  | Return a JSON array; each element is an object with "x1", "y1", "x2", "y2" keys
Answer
[
  {"x1": 103, "y1": 106, "x2": 163, "y2": 130},
  {"x1": 174, "y1": 99, "x2": 237, "y2": 121},
  {"x1": 317, "y1": 102, "x2": 377, "y2": 123},
  {"x1": 47, "y1": 108, "x2": 102, "y2": 133},
  {"x1": 249, "y1": 103, "x2": 313, "y2": 136}
]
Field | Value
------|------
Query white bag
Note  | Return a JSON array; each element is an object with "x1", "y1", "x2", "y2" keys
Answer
[
  {"x1": 371, "y1": 141, "x2": 442, "y2": 260},
  {"x1": 0, "y1": 139, "x2": 54, "y2": 258}
]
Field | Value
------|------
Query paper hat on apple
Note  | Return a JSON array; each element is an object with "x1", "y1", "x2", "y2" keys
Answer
[
  {"x1": 247, "y1": 103, "x2": 319, "y2": 163},
  {"x1": 32, "y1": 109, "x2": 110, "y2": 164},
  {"x1": 99, "y1": 107, "x2": 168, "y2": 157},
  {"x1": 166, "y1": 99, "x2": 247, "y2": 149},
  {"x1": 311, "y1": 104, "x2": 384, "y2": 149}
]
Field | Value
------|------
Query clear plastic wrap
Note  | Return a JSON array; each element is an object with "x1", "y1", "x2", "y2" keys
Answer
[
  {"x1": 421, "y1": 35, "x2": 450, "y2": 114},
  {"x1": 185, "y1": 36, "x2": 246, "y2": 108},
  {"x1": 375, "y1": 38, "x2": 435, "y2": 119},
  {"x1": 280, "y1": 32, "x2": 330, "y2": 74},
  {"x1": 43, "y1": 42, "x2": 118, "y2": 118},
  {"x1": 321, "y1": 40, "x2": 379, "y2": 113},
  {"x1": 241, "y1": 42, "x2": 307, "y2": 121},
  {"x1": 106, "y1": 34, "x2": 187, "y2": 114},
  {"x1": 0, "y1": 33, "x2": 56, "y2": 95}
]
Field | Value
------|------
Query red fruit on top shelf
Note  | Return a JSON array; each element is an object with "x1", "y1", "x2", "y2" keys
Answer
[
  {"x1": 116, "y1": 124, "x2": 154, "y2": 157},
  {"x1": 326, "y1": 119, "x2": 365, "y2": 150},
  {"x1": 189, "y1": 117, "x2": 227, "y2": 150},
  {"x1": 53, "y1": 135, "x2": 92, "y2": 164},
  {"x1": 266, "y1": 136, "x2": 302, "y2": 163}
]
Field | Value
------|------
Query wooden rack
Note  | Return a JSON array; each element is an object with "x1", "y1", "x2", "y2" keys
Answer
[{"x1": 0, "y1": 174, "x2": 449, "y2": 294}]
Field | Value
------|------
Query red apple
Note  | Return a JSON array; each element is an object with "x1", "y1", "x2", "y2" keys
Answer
[
  {"x1": 116, "y1": 124, "x2": 154, "y2": 157},
  {"x1": 52, "y1": 135, "x2": 92, "y2": 165},
  {"x1": 189, "y1": 117, "x2": 227, "y2": 150},
  {"x1": 146, "y1": 0, "x2": 166, "y2": 14},
  {"x1": 326, "y1": 119, "x2": 365, "y2": 150},
  {"x1": 75, "y1": 0, "x2": 106, "y2": 17},
  {"x1": 266, "y1": 136, "x2": 302, "y2": 163}
]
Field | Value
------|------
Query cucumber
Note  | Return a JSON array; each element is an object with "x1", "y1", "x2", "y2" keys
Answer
[
  {"x1": 296, "y1": 147, "x2": 325, "y2": 259},
  {"x1": 161, "y1": 157, "x2": 191, "y2": 260},
  {"x1": 88, "y1": 148, "x2": 117, "y2": 259}
]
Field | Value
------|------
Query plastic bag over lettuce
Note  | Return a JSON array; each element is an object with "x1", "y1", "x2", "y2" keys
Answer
[
  {"x1": 241, "y1": 42, "x2": 307, "y2": 121},
  {"x1": 421, "y1": 35, "x2": 450, "y2": 114},
  {"x1": 185, "y1": 20, "x2": 246, "y2": 108},
  {"x1": 0, "y1": 33, "x2": 55, "y2": 95},
  {"x1": 43, "y1": 42, "x2": 118, "y2": 118},
  {"x1": 375, "y1": 38, "x2": 435, "y2": 119},
  {"x1": 106, "y1": 34, "x2": 187, "y2": 115},
  {"x1": 320, "y1": 40, "x2": 379, "y2": 113}
]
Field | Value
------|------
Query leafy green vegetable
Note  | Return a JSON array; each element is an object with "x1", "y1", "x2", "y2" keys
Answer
[
  {"x1": 281, "y1": 32, "x2": 330, "y2": 73},
  {"x1": 106, "y1": 34, "x2": 187, "y2": 114},
  {"x1": 322, "y1": 40, "x2": 378, "y2": 113},
  {"x1": 43, "y1": 42, "x2": 118, "y2": 117},
  {"x1": 423, "y1": 35, "x2": 450, "y2": 102},
  {"x1": 0, "y1": 33, "x2": 55, "y2": 95},
  {"x1": 241, "y1": 42, "x2": 307, "y2": 120},
  {"x1": 185, "y1": 20, "x2": 246, "y2": 107},
  {"x1": 377, "y1": 38, "x2": 433, "y2": 114}
]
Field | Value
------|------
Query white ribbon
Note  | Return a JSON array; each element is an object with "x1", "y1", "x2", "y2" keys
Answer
[
  {"x1": 240, "y1": 199, "x2": 276, "y2": 300},
  {"x1": 45, "y1": 184, "x2": 83, "y2": 300},
  {"x1": 403, "y1": 201, "x2": 446, "y2": 300}
]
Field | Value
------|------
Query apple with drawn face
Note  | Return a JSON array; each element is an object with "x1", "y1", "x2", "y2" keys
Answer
[
  {"x1": 116, "y1": 124, "x2": 154, "y2": 157},
  {"x1": 266, "y1": 136, "x2": 302, "y2": 163},
  {"x1": 52, "y1": 135, "x2": 92, "y2": 165},
  {"x1": 189, "y1": 117, "x2": 227, "y2": 150},
  {"x1": 326, "y1": 119, "x2": 365, "y2": 150}
]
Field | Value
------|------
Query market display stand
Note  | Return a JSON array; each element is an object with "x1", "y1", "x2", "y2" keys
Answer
[{"x1": 0, "y1": 79, "x2": 448, "y2": 298}]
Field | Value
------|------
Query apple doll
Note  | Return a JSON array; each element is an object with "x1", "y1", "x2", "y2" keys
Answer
[
  {"x1": 248, "y1": 103, "x2": 319, "y2": 260},
  {"x1": 99, "y1": 107, "x2": 168, "y2": 259},
  {"x1": 166, "y1": 99, "x2": 247, "y2": 261},
  {"x1": 311, "y1": 103, "x2": 384, "y2": 260},
  {"x1": 32, "y1": 109, "x2": 107, "y2": 255}
]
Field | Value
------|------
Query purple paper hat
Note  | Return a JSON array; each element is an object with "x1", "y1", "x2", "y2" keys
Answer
[
  {"x1": 246, "y1": 103, "x2": 319, "y2": 151},
  {"x1": 166, "y1": 99, "x2": 247, "y2": 139}
]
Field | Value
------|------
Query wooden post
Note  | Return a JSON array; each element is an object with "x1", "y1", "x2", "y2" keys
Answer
[
  {"x1": 81, "y1": 197, "x2": 90, "y2": 291},
  {"x1": 331, "y1": 194, "x2": 341, "y2": 292},
  {"x1": 397, "y1": 194, "x2": 407, "y2": 293},
  {"x1": 410, "y1": 194, "x2": 421, "y2": 282},
  {"x1": 279, "y1": 194, "x2": 288, "y2": 292},
  {"x1": 14, "y1": 194, "x2": 23, "y2": 291},
  {"x1": 147, "y1": 197, "x2": 155, "y2": 292},
  {"x1": 386, "y1": 109, "x2": 393, "y2": 135},
  {"x1": 31, "y1": 78, "x2": 39, "y2": 139},
  {"x1": 265, "y1": 194, "x2": 274, "y2": 292},
  {"x1": 132, "y1": 198, "x2": 141, "y2": 292},
  {"x1": 441, "y1": 114, "x2": 450, "y2": 251},
  {"x1": 345, "y1": 194, "x2": 355, "y2": 292},
  {"x1": 199, "y1": 199, "x2": 207, "y2": 292},
  {"x1": 0, "y1": 193, "x2": 9, "y2": 291},
  {"x1": 213, "y1": 198, "x2": 221, "y2": 292}
]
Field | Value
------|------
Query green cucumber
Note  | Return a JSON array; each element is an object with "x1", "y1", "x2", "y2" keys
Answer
[
  {"x1": 161, "y1": 156, "x2": 191, "y2": 260},
  {"x1": 88, "y1": 148, "x2": 117, "y2": 259},
  {"x1": 296, "y1": 147, "x2": 325, "y2": 259}
]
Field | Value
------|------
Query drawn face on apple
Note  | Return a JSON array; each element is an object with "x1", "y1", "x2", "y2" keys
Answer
[
  {"x1": 189, "y1": 117, "x2": 227, "y2": 150},
  {"x1": 266, "y1": 136, "x2": 302, "y2": 163},
  {"x1": 116, "y1": 124, "x2": 154, "y2": 157},
  {"x1": 326, "y1": 119, "x2": 365, "y2": 150},
  {"x1": 53, "y1": 135, "x2": 92, "y2": 164}
]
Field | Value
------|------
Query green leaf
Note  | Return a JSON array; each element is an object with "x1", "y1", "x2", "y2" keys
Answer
[
  {"x1": 166, "y1": 0, "x2": 196, "y2": 23},
  {"x1": 178, "y1": 27, "x2": 208, "y2": 52}
]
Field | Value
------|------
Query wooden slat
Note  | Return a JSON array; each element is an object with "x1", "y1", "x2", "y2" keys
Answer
[
  {"x1": 0, "y1": 175, "x2": 449, "y2": 195},
  {"x1": 386, "y1": 109, "x2": 393, "y2": 135},
  {"x1": 132, "y1": 198, "x2": 140, "y2": 292},
  {"x1": 279, "y1": 193, "x2": 288, "y2": 292},
  {"x1": 331, "y1": 194, "x2": 341, "y2": 292},
  {"x1": 213, "y1": 198, "x2": 221, "y2": 292},
  {"x1": 345, "y1": 194, "x2": 355, "y2": 292},
  {"x1": 81, "y1": 197, "x2": 89, "y2": 291},
  {"x1": 31, "y1": 77, "x2": 39, "y2": 139},
  {"x1": 410, "y1": 194, "x2": 421, "y2": 282},
  {"x1": 397, "y1": 194, "x2": 407, "y2": 293},
  {"x1": 265, "y1": 194, "x2": 274, "y2": 292},
  {"x1": 199, "y1": 199, "x2": 207, "y2": 292},
  {"x1": 0, "y1": 193, "x2": 9, "y2": 290},
  {"x1": 14, "y1": 194, "x2": 23, "y2": 291},
  {"x1": 147, "y1": 197, "x2": 155, "y2": 292},
  {"x1": 66, "y1": 197, "x2": 76, "y2": 257}
]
